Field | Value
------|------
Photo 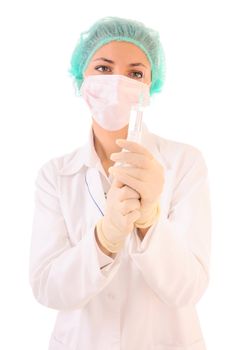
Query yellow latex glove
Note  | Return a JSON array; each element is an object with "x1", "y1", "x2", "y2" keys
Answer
[
  {"x1": 109, "y1": 139, "x2": 165, "y2": 229},
  {"x1": 96, "y1": 178, "x2": 141, "y2": 253}
]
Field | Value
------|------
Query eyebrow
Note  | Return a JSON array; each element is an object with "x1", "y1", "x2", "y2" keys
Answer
[{"x1": 93, "y1": 57, "x2": 147, "y2": 68}]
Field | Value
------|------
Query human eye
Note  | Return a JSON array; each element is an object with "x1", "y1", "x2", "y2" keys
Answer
[
  {"x1": 130, "y1": 71, "x2": 144, "y2": 79},
  {"x1": 94, "y1": 65, "x2": 112, "y2": 73}
]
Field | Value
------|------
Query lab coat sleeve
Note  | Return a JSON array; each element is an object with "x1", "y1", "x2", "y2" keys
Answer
[
  {"x1": 94, "y1": 234, "x2": 118, "y2": 270},
  {"x1": 29, "y1": 161, "x2": 122, "y2": 311},
  {"x1": 129, "y1": 149, "x2": 212, "y2": 307}
]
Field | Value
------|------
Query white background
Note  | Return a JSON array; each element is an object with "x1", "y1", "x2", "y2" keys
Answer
[{"x1": 0, "y1": 0, "x2": 244, "y2": 349}]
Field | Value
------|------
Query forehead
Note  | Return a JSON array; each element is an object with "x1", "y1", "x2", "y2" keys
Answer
[{"x1": 91, "y1": 41, "x2": 151, "y2": 66}]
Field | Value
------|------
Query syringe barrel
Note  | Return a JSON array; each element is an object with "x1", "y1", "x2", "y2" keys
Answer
[{"x1": 127, "y1": 106, "x2": 144, "y2": 143}]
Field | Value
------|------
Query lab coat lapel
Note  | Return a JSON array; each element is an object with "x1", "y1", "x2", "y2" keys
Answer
[{"x1": 85, "y1": 167, "x2": 106, "y2": 219}]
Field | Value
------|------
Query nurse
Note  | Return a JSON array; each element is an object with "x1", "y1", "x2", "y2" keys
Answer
[{"x1": 29, "y1": 16, "x2": 212, "y2": 350}]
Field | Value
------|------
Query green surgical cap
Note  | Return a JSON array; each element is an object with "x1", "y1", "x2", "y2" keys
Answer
[{"x1": 68, "y1": 16, "x2": 166, "y2": 96}]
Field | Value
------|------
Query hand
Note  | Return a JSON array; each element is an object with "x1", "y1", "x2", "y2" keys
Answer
[
  {"x1": 96, "y1": 178, "x2": 141, "y2": 253},
  {"x1": 109, "y1": 139, "x2": 165, "y2": 228}
]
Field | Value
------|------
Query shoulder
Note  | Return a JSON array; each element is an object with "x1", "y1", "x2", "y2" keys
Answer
[
  {"x1": 153, "y1": 131, "x2": 203, "y2": 156},
  {"x1": 35, "y1": 146, "x2": 83, "y2": 186},
  {"x1": 150, "y1": 132, "x2": 208, "y2": 175}
]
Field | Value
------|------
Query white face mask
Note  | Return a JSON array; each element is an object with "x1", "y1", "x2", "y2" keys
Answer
[{"x1": 80, "y1": 74, "x2": 151, "y2": 131}]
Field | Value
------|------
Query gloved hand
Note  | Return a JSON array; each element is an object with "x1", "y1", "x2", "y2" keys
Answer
[
  {"x1": 109, "y1": 139, "x2": 165, "y2": 229},
  {"x1": 96, "y1": 178, "x2": 141, "y2": 253}
]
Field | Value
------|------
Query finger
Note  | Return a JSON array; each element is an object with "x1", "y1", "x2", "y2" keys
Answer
[
  {"x1": 110, "y1": 151, "x2": 149, "y2": 169},
  {"x1": 110, "y1": 171, "x2": 144, "y2": 197},
  {"x1": 124, "y1": 209, "x2": 141, "y2": 226},
  {"x1": 109, "y1": 166, "x2": 146, "y2": 181},
  {"x1": 116, "y1": 139, "x2": 154, "y2": 159},
  {"x1": 120, "y1": 198, "x2": 141, "y2": 215},
  {"x1": 111, "y1": 178, "x2": 125, "y2": 189},
  {"x1": 119, "y1": 185, "x2": 140, "y2": 201}
]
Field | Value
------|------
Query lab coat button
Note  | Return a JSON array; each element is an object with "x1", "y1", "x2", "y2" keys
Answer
[{"x1": 107, "y1": 293, "x2": 116, "y2": 300}]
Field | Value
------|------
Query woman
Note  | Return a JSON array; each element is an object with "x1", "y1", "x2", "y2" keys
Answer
[{"x1": 29, "y1": 16, "x2": 212, "y2": 350}]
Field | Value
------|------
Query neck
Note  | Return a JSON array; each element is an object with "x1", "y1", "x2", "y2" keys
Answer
[{"x1": 92, "y1": 120, "x2": 128, "y2": 162}]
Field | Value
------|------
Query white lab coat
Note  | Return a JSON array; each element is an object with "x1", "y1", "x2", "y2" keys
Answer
[{"x1": 29, "y1": 123, "x2": 212, "y2": 350}]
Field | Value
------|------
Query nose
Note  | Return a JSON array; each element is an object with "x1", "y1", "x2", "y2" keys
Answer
[{"x1": 112, "y1": 68, "x2": 128, "y2": 77}]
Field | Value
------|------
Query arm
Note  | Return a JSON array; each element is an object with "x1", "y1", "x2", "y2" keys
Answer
[
  {"x1": 129, "y1": 150, "x2": 212, "y2": 307},
  {"x1": 29, "y1": 161, "x2": 121, "y2": 311}
]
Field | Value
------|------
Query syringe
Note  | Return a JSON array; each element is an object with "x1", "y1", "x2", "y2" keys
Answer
[
  {"x1": 113, "y1": 91, "x2": 144, "y2": 169},
  {"x1": 127, "y1": 99, "x2": 144, "y2": 143}
]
